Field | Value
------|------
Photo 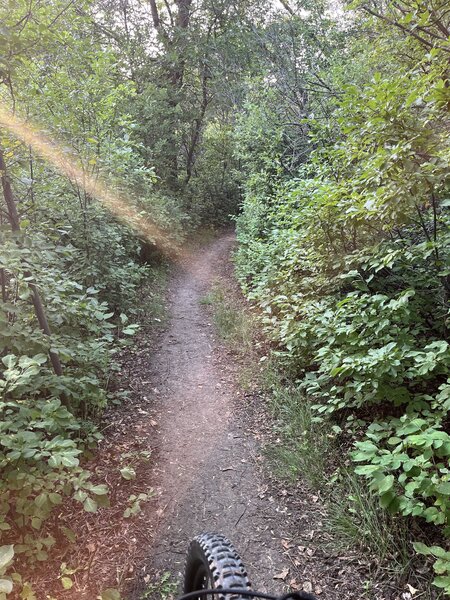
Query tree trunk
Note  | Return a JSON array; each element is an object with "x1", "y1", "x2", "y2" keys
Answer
[
  {"x1": 185, "y1": 66, "x2": 210, "y2": 186},
  {"x1": 0, "y1": 269, "x2": 6, "y2": 303},
  {"x1": 148, "y1": 0, "x2": 193, "y2": 188},
  {"x1": 0, "y1": 148, "x2": 20, "y2": 231},
  {"x1": 0, "y1": 146, "x2": 65, "y2": 382}
]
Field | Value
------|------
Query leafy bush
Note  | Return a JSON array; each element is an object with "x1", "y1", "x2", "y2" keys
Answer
[{"x1": 235, "y1": 6, "x2": 450, "y2": 593}]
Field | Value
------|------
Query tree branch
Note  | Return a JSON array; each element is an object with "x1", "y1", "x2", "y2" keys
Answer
[{"x1": 362, "y1": 5, "x2": 450, "y2": 53}]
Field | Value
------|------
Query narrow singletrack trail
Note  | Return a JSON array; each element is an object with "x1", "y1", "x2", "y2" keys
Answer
[
  {"x1": 130, "y1": 234, "x2": 295, "y2": 596},
  {"x1": 25, "y1": 234, "x2": 391, "y2": 600}
]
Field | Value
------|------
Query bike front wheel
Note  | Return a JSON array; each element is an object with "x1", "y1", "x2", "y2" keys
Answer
[{"x1": 184, "y1": 532, "x2": 251, "y2": 600}]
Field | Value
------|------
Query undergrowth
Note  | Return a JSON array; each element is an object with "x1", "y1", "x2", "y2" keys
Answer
[
  {"x1": 264, "y1": 380, "x2": 330, "y2": 489},
  {"x1": 202, "y1": 280, "x2": 261, "y2": 390},
  {"x1": 207, "y1": 286, "x2": 434, "y2": 591},
  {"x1": 264, "y1": 373, "x2": 429, "y2": 589},
  {"x1": 140, "y1": 572, "x2": 178, "y2": 600},
  {"x1": 202, "y1": 281, "x2": 254, "y2": 348},
  {"x1": 326, "y1": 471, "x2": 410, "y2": 572},
  {"x1": 136, "y1": 265, "x2": 170, "y2": 329},
  {"x1": 233, "y1": 6, "x2": 450, "y2": 592}
]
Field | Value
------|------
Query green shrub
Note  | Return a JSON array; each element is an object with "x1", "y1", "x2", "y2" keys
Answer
[{"x1": 235, "y1": 11, "x2": 450, "y2": 593}]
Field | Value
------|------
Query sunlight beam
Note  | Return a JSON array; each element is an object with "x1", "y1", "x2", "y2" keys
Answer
[{"x1": 0, "y1": 104, "x2": 181, "y2": 258}]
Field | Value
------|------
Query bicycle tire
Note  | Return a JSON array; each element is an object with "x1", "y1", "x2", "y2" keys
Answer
[{"x1": 184, "y1": 533, "x2": 251, "y2": 600}]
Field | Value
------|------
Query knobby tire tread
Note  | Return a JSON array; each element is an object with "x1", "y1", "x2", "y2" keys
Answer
[{"x1": 184, "y1": 532, "x2": 251, "y2": 600}]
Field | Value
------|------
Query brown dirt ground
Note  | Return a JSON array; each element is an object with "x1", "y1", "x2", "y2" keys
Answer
[{"x1": 23, "y1": 233, "x2": 419, "y2": 600}]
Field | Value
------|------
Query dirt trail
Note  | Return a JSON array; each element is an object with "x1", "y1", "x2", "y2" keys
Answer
[
  {"x1": 130, "y1": 234, "x2": 295, "y2": 595},
  {"x1": 26, "y1": 234, "x2": 392, "y2": 599}
]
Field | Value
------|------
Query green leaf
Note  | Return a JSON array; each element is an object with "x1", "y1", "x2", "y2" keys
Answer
[
  {"x1": 60, "y1": 455, "x2": 79, "y2": 468},
  {"x1": 49, "y1": 493, "x2": 62, "y2": 505},
  {"x1": 73, "y1": 490, "x2": 87, "y2": 503},
  {"x1": 387, "y1": 437, "x2": 401, "y2": 446},
  {"x1": 61, "y1": 577, "x2": 73, "y2": 590},
  {"x1": 83, "y1": 497, "x2": 98, "y2": 513},
  {"x1": 61, "y1": 527, "x2": 76, "y2": 543},
  {"x1": 35, "y1": 550, "x2": 48, "y2": 561},
  {"x1": 95, "y1": 494, "x2": 110, "y2": 508},
  {"x1": 436, "y1": 482, "x2": 450, "y2": 495},
  {"x1": 1, "y1": 355, "x2": 15, "y2": 369},
  {"x1": 34, "y1": 494, "x2": 48, "y2": 509},
  {"x1": 378, "y1": 475, "x2": 394, "y2": 494},
  {"x1": 19, "y1": 582, "x2": 36, "y2": 599},
  {"x1": 89, "y1": 485, "x2": 108, "y2": 496},
  {"x1": 433, "y1": 575, "x2": 450, "y2": 590},
  {"x1": 101, "y1": 589, "x2": 121, "y2": 600},
  {"x1": 379, "y1": 490, "x2": 397, "y2": 511},
  {"x1": 354, "y1": 464, "x2": 381, "y2": 475},
  {"x1": 0, "y1": 579, "x2": 13, "y2": 593},
  {"x1": 429, "y1": 546, "x2": 450, "y2": 560},
  {"x1": 0, "y1": 546, "x2": 14, "y2": 570},
  {"x1": 414, "y1": 542, "x2": 433, "y2": 556},
  {"x1": 122, "y1": 326, "x2": 138, "y2": 335},
  {"x1": 120, "y1": 466, "x2": 136, "y2": 481}
]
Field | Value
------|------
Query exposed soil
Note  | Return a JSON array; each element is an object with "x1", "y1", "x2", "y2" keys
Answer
[
  {"x1": 124, "y1": 233, "x2": 369, "y2": 600},
  {"x1": 26, "y1": 233, "x2": 407, "y2": 600},
  {"x1": 128, "y1": 232, "x2": 297, "y2": 596}
]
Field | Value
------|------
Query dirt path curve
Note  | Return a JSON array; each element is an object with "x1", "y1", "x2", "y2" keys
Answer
[{"x1": 130, "y1": 233, "x2": 293, "y2": 596}]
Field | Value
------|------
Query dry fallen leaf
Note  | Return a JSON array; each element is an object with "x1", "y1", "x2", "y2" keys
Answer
[
  {"x1": 273, "y1": 568, "x2": 290, "y2": 581},
  {"x1": 406, "y1": 584, "x2": 419, "y2": 596},
  {"x1": 289, "y1": 579, "x2": 300, "y2": 591},
  {"x1": 303, "y1": 581, "x2": 313, "y2": 594}
]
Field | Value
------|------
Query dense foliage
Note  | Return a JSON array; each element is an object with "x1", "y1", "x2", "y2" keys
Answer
[
  {"x1": 234, "y1": 0, "x2": 450, "y2": 593},
  {"x1": 3, "y1": 0, "x2": 450, "y2": 595},
  {"x1": 0, "y1": 0, "x2": 261, "y2": 593},
  {"x1": 0, "y1": 2, "x2": 174, "y2": 592}
]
